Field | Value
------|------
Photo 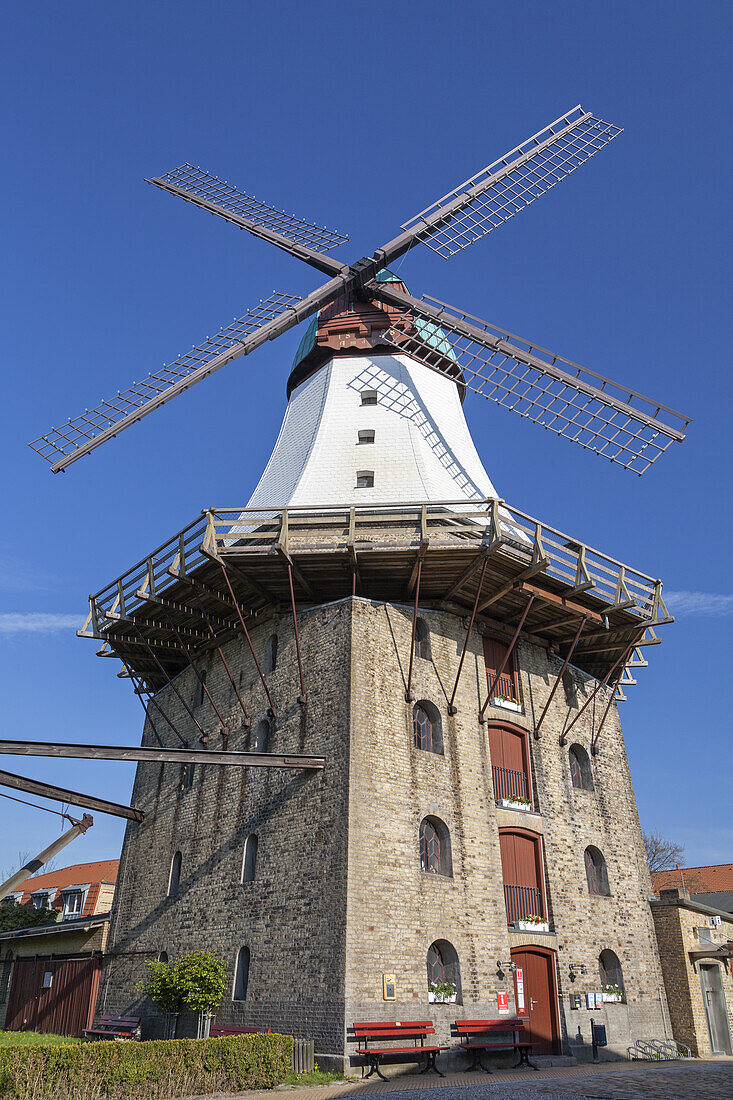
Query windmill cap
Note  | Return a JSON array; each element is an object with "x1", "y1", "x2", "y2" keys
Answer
[{"x1": 287, "y1": 268, "x2": 463, "y2": 399}]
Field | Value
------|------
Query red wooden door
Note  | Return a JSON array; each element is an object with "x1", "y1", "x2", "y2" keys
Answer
[
  {"x1": 511, "y1": 947, "x2": 560, "y2": 1055},
  {"x1": 499, "y1": 829, "x2": 544, "y2": 923},
  {"x1": 489, "y1": 725, "x2": 529, "y2": 802},
  {"x1": 5, "y1": 955, "x2": 101, "y2": 1036},
  {"x1": 483, "y1": 636, "x2": 519, "y2": 701}
]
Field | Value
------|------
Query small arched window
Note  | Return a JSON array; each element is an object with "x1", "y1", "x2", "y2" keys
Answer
[
  {"x1": 254, "y1": 720, "x2": 270, "y2": 754},
  {"x1": 168, "y1": 851, "x2": 182, "y2": 898},
  {"x1": 233, "y1": 946, "x2": 250, "y2": 1001},
  {"x1": 412, "y1": 701, "x2": 443, "y2": 755},
  {"x1": 263, "y1": 634, "x2": 278, "y2": 674},
  {"x1": 599, "y1": 949, "x2": 625, "y2": 994},
  {"x1": 157, "y1": 950, "x2": 168, "y2": 964},
  {"x1": 569, "y1": 744, "x2": 593, "y2": 790},
  {"x1": 361, "y1": 389, "x2": 378, "y2": 406},
  {"x1": 356, "y1": 470, "x2": 374, "y2": 488},
  {"x1": 181, "y1": 763, "x2": 195, "y2": 790},
  {"x1": 241, "y1": 834, "x2": 258, "y2": 883},
  {"x1": 419, "y1": 817, "x2": 452, "y2": 877},
  {"x1": 427, "y1": 940, "x2": 461, "y2": 1001},
  {"x1": 585, "y1": 846, "x2": 610, "y2": 896},
  {"x1": 414, "y1": 618, "x2": 431, "y2": 661}
]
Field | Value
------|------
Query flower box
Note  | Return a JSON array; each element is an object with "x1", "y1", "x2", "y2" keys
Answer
[
  {"x1": 497, "y1": 798, "x2": 533, "y2": 812},
  {"x1": 428, "y1": 990, "x2": 457, "y2": 1003},
  {"x1": 602, "y1": 987, "x2": 625, "y2": 1003},
  {"x1": 491, "y1": 697, "x2": 522, "y2": 713},
  {"x1": 516, "y1": 919, "x2": 549, "y2": 933}
]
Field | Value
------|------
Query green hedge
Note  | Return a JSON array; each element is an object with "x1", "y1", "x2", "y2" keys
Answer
[{"x1": 0, "y1": 1031, "x2": 293, "y2": 1099}]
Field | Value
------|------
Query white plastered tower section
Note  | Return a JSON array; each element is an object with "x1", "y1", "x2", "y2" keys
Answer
[{"x1": 247, "y1": 352, "x2": 498, "y2": 509}]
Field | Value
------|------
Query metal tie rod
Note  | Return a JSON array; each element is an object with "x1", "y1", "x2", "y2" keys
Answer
[
  {"x1": 0, "y1": 740, "x2": 325, "y2": 770},
  {"x1": 0, "y1": 767, "x2": 145, "y2": 822}
]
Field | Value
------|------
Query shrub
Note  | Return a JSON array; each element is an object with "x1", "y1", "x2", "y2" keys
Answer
[
  {"x1": 0, "y1": 1032, "x2": 293, "y2": 1099},
  {"x1": 173, "y1": 951, "x2": 227, "y2": 1014},
  {"x1": 136, "y1": 959, "x2": 180, "y2": 1014}
]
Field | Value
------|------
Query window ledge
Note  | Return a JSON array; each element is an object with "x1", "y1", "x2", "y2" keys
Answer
[
  {"x1": 489, "y1": 698, "x2": 523, "y2": 714},
  {"x1": 496, "y1": 798, "x2": 535, "y2": 813}
]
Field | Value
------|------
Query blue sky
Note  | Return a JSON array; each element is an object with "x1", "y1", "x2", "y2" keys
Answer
[{"x1": 0, "y1": 1, "x2": 730, "y2": 873}]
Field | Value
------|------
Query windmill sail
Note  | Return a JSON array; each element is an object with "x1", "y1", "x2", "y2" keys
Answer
[
  {"x1": 396, "y1": 106, "x2": 622, "y2": 260},
  {"x1": 375, "y1": 288, "x2": 690, "y2": 475},
  {"x1": 149, "y1": 164, "x2": 348, "y2": 274},
  {"x1": 29, "y1": 292, "x2": 304, "y2": 473}
]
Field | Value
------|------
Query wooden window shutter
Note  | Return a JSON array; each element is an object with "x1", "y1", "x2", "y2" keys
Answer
[{"x1": 482, "y1": 636, "x2": 519, "y2": 702}]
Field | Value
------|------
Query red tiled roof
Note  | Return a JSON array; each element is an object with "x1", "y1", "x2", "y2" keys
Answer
[
  {"x1": 653, "y1": 863, "x2": 733, "y2": 895},
  {"x1": 16, "y1": 859, "x2": 119, "y2": 916}
]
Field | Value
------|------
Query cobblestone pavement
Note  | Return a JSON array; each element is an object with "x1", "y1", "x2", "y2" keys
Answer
[{"x1": 195, "y1": 1060, "x2": 733, "y2": 1100}]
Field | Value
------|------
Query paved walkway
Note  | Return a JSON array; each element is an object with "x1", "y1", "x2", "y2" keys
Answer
[{"x1": 194, "y1": 1059, "x2": 733, "y2": 1100}]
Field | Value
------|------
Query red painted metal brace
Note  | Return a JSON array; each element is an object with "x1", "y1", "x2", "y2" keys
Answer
[
  {"x1": 560, "y1": 630, "x2": 643, "y2": 746},
  {"x1": 533, "y1": 615, "x2": 588, "y2": 740},
  {"x1": 220, "y1": 562, "x2": 277, "y2": 718},
  {"x1": 287, "y1": 563, "x2": 307, "y2": 705},
  {"x1": 478, "y1": 595, "x2": 536, "y2": 722},
  {"x1": 448, "y1": 557, "x2": 489, "y2": 715},
  {"x1": 404, "y1": 558, "x2": 423, "y2": 702},
  {"x1": 590, "y1": 642, "x2": 638, "y2": 755}
]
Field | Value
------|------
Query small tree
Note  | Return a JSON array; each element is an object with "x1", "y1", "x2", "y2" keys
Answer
[
  {"x1": 173, "y1": 951, "x2": 227, "y2": 1038},
  {"x1": 644, "y1": 830, "x2": 685, "y2": 876}
]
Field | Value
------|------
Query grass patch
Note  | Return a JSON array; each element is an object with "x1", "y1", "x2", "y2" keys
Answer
[
  {"x1": 0, "y1": 1032, "x2": 81, "y2": 1048},
  {"x1": 283, "y1": 1068, "x2": 345, "y2": 1086}
]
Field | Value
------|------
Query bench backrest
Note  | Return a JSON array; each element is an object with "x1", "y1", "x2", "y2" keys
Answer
[
  {"x1": 97, "y1": 1016, "x2": 141, "y2": 1029},
  {"x1": 210, "y1": 1025, "x2": 271, "y2": 1036},
  {"x1": 454, "y1": 1018, "x2": 525, "y2": 1037},
  {"x1": 351, "y1": 1020, "x2": 435, "y2": 1045}
]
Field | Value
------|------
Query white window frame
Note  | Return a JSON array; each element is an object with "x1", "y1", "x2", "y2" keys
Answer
[{"x1": 60, "y1": 885, "x2": 89, "y2": 919}]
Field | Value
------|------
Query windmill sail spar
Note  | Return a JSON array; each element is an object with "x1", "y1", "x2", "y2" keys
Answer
[
  {"x1": 29, "y1": 293, "x2": 305, "y2": 473},
  {"x1": 392, "y1": 106, "x2": 622, "y2": 260},
  {"x1": 374, "y1": 286, "x2": 690, "y2": 476}
]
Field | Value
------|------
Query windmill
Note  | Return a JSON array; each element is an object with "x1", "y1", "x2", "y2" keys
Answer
[
  {"x1": 12, "y1": 107, "x2": 687, "y2": 1047},
  {"x1": 29, "y1": 105, "x2": 689, "y2": 478}
]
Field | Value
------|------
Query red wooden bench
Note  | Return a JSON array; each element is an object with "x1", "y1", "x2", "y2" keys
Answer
[
  {"x1": 351, "y1": 1020, "x2": 448, "y2": 1080},
  {"x1": 82, "y1": 1015, "x2": 141, "y2": 1041},
  {"x1": 453, "y1": 1018, "x2": 536, "y2": 1072},
  {"x1": 209, "y1": 1024, "x2": 271, "y2": 1037}
]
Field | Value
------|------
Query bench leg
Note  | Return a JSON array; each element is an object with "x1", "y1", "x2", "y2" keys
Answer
[
  {"x1": 365, "y1": 1056, "x2": 388, "y2": 1082},
  {"x1": 513, "y1": 1046, "x2": 538, "y2": 1071},
  {"x1": 465, "y1": 1049, "x2": 492, "y2": 1073},
  {"x1": 419, "y1": 1051, "x2": 444, "y2": 1077}
]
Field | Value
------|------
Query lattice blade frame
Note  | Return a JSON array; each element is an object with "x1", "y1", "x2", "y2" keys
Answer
[
  {"x1": 401, "y1": 106, "x2": 622, "y2": 259},
  {"x1": 381, "y1": 294, "x2": 690, "y2": 475},
  {"x1": 29, "y1": 292, "x2": 302, "y2": 472},
  {"x1": 150, "y1": 164, "x2": 349, "y2": 255}
]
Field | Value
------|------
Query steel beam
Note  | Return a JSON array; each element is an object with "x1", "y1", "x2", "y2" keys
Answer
[
  {"x1": 448, "y1": 556, "x2": 489, "y2": 715},
  {"x1": 405, "y1": 558, "x2": 423, "y2": 702},
  {"x1": 0, "y1": 740, "x2": 325, "y2": 770},
  {"x1": 478, "y1": 595, "x2": 536, "y2": 721},
  {"x1": 533, "y1": 616, "x2": 587, "y2": 740},
  {"x1": 0, "y1": 769, "x2": 145, "y2": 822}
]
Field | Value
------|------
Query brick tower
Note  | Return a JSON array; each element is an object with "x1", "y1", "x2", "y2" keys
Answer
[{"x1": 93, "y1": 280, "x2": 672, "y2": 1063}]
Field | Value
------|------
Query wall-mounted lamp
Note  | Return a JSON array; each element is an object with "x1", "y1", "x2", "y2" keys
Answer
[
  {"x1": 496, "y1": 959, "x2": 517, "y2": 979},
  {"x1": 568, "y1": 962, "x2": 587, "y2": 983}
]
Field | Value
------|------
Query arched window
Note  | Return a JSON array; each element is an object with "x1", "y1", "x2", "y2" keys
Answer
[
  {"x1": 158, "y1": 950, "x2": 168, "y2": 964},
  {"x1": 168, "y1": 851, "x2": 182, "y2": 897},
  {"x1": 254, "y1": 719, "x2": 270, "y2": 754},
  {"x1": 356, "y1": 469, "x2": 374, "y2": 488},
  {"x1": 414, "y1": 619, "x2": 431, "y2": 661},
  {"x1": 427, "y1": 940, "x2": 461, "y2": 1001},
  {"x1": 181, "y1": 763, "x2": 195, "y2": 790},
  {"x1": 412, "y1": 701, "x2": 443, "y2": 755},
  {"x1": 419, "y1": 817, "x2": 452, "y2": 877},
  {"x1": 585, "y1": 846, "x2": 610, "y2": 896},
  {"x1": 241, "y1": 834, "x2": 258, "y2": 883},
  {"x1": 569, "y1": 744, "x2": 593, "y2": 790},
  {"x1": 233, "y1": 946, "x2": 250, "y2": 1001},
  {"x1": 360, "y1": 388, "x2": 378, "y2": 406},
  {"x1": 263, "y1": 634, "x2": 278, "y2": 674},
  {"x1": 599, "y1": 949, "x2": 625, "y2": 994}
]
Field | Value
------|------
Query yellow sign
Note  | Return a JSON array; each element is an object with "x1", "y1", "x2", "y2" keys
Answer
[{"x1": 383, "y1": 973, "x2": 396, "y2": 1000}]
